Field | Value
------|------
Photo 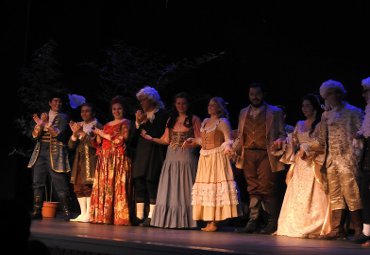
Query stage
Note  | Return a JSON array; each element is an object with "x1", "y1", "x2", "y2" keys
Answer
[{"x1": 30, "y1": 218, "x2": 369, "y2": 255}]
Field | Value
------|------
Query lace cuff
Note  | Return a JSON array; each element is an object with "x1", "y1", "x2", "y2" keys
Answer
[{"x1": 221, "y1": 139, "x2": 233, "y2": 148}]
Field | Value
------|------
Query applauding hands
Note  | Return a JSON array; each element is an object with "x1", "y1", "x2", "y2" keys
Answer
[
  {"x1": 135, "y1": 110, "x2": 147, "y2": 125},
  {"x1": 69, "y1": 121, "x2": 84, "y2": 139},
  {"x1": 33, "y1": 112, "x2": 48, "y2": 127},
  {"x1": 271, "y1": 138, "x2": 284, "y2": 151}
]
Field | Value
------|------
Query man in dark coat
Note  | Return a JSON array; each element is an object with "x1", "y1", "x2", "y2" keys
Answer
[
  {"x1": 133, "y1": 86, "x2": 168, "y2": 226},
  {"x1": 28, "y1": 94, "x2": 72, "y2": 220}
]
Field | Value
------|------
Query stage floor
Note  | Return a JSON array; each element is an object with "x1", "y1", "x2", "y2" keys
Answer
[{"x1": 31, "y1": 218, "x2": 369, "y2": 255}]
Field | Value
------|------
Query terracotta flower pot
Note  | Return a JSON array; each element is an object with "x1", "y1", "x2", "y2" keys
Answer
[{"x1": 42, "y1": 201, "x2": 60, "y2": 218}]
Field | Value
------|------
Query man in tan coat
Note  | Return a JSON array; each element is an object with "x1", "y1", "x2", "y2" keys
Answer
[{"x1": 233, "y1": 82, "x2": 286, "y2": 234}]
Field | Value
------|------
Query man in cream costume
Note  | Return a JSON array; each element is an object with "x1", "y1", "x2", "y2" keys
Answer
[
  {"x1": 354, "y1": 77, "x2": 370, "y2": 244},
  {"x1": 319, "y1": 79, "x2": 363, "y2": 240}
]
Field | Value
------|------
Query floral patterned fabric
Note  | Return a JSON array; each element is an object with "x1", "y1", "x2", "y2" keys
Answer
[
  {"x1": 321, "y1": 103, "x2": 363, "y2": 211},
  {"x1": 90, "y1": 120, "x2": 132, "y2": 225}
]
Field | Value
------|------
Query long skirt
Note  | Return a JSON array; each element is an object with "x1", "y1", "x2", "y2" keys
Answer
[
  {"x1": 192, "y1": 146, "x2": 240, "y2": 221},
  {"x1": 90, "y1": 149, "x2": 132, "y2": 225},
  {"x1": 151, "y1": 147, "x2": 198, "y2": 228}
]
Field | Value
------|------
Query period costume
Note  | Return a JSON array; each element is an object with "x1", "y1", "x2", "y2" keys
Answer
[
  {"x1": 68, "y1": 119, "x2": 102, "y2": 222},
  {"x1": 151, "y1": 116, "x2": 201, "y2": 228},
  {"x1": 277, "y1": 121, "x2": 331, "y2": 237},
  {"x1": 319, "y1": 79, "x2": 363, "y2": 239},
  {"x1": 360, "y1": 121, "x2": 370, "y2": 242},
  {"x1": 90, "y1": 119, "x2": 132, "y2": 225},
  {"x1": 133, "y1": 108, "x2": 168, "y2": 223},
  {"x1": 357, "y1": 77, "x2": 370, "y2": 243},
  {"x1": 28, "y1": 111, "x2": 71, "y2": 220},
  {"x1": 192, "y1": 118, "x2": 240, "y2": 221},
  {"x1": 233, "y1": 103, "x2": 286, "y2": 233}
]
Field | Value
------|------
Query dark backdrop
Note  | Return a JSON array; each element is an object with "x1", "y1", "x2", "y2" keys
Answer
[{"x1": 3, "y1": 0, "x2": 369, "y2": 201}]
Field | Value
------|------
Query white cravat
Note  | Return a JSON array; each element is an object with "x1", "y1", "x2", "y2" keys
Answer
[
  {"x1": 360, "y1": 101, "x2": 370, "y2": 138},
  {"x1": 80, "y1": 119, "x2": 98, "y2": 138},
  {"x1": 48, "y1": 110, "x2": 58, "y2": 124},
  {"x1": 135, "y1": 108, "x2": 160, "y2": 129},
  {"x1": 43, "y1": 110, "x2": 58, "y2": 131},
  {"x1": 146, "y1": 108, "x2": 159, "y2": 123}
]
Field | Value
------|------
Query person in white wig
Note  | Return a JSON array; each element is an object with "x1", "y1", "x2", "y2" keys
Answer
[
  {"x1": 354, "y1": 77, "x2": 370, "y2": 245},
  {"x1": 133, "y1": 86, "x2": 168, "y2": 227},
  {"x1": 319, "y1": 79, "x2": 364, "y2": 240}
]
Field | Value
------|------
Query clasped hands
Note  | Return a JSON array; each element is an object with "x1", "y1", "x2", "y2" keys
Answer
[
  {"x1": 135, "y1": 110, "x2": 148, "y2": 125},
  {"x1": 270, "y1": 139, "x2": 284, "y2": 151},
  {"x1": 69, "y1": 121, "x2": 88, "y2": 138},
  {"x1": 182, "y1": 138, "x2": 235, "y2": 155},
  {"x1": 33, "y1": 112, "x2": 49, "y2": 128},
  {"x1": 92, "y1": 126, "x2": 104, "y2": 137}
]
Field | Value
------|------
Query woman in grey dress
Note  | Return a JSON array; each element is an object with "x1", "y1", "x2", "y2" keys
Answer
[{"x1": 141, "y1": 92, "x2": 201, "y2": 228}]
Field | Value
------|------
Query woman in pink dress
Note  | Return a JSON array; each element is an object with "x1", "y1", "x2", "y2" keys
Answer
[{"x1": 90, "y1": 96, "x2": 132, "y2": 225}]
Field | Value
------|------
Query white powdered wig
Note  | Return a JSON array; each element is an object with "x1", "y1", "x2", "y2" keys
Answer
[
  {"x1": 319, "y1": 79, "x2": 346, "y2": 98},
  {"x1": 360, "y1": 104, "x2": 370, "y2": 138},
  {"x1": 361, "y1": 76, "x2": 370, "y2": 89},
  {"x1": 358, "y1": 77, "x2": 370, "y2": 138},
  {"x1": 136, "y1": 86, "x2": 165, "y2": 109}
]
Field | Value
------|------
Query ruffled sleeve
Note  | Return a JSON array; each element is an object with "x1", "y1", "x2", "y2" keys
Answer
[
  {"x1": 218, "y1": 118, "x2": 233, "y2": 147},
  {"x1": 192, "y1": 115, "x2": 202, "y2": 139},
  {"x1": 303, "y1": 122, "x2": 326, "y2": 166},
  {"x1": 278, "y1": 123, "x2": 299, "y2": 165}
]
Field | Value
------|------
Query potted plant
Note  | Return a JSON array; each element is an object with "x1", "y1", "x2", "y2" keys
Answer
[{"x1": 41, "y1": 181, "x2": 60, "y2": 218}]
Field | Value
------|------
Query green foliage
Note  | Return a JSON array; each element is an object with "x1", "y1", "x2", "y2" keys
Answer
[
  {"x1": 18, "y1": 40, "x2": 67, "y2": 114},
  {"x1": 16, "y1": 40, "x2": 68, "y2": 157},
  {"x1": 16, "y1": 39, "x2": 225, "y2": 157},
  {"x1": 95, "y1": 40, "x2": 225, "y2": 115},
  {"x1": 97, "y1": 41, "x2": 169, "y2": 115}
]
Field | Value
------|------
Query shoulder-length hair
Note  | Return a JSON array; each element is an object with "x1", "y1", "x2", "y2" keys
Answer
[{"x1": 210, "y1": 97, "x2": 229, "y2": 119}]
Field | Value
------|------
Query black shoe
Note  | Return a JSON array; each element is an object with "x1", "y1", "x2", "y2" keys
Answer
[
  {"x1": 351, "y1": 233, "x2": 370, "y2": 244},
  {"x1": 63, "y1": 211, "x2": 72, "y2": 221},
  {"x1": 31, "y1": 194, "x2": 43, "y2": 220},
  {"x1": 59, "y1": 197, "x2": 72, "y2": 221},
  {"x1": 31, "y1": 210, "x2": 42, "y2": 220},
  {"x1": 132, "y1": 217, "x2": 144, "y2": 226},
  {"x1": 139, "y1": 218, "x2": 151, "y2": 227},
  {"x1": 235, "y1": 220, "x2": 258, "y2": 233},
  {"x1": 320, "y1": 231, "x2": 347, "y2": 240},
  {"x1": 259, "y1": 220, "x2": 277, "y2": 235}
]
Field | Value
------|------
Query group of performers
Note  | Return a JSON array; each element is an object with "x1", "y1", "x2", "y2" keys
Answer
[{"x1": 27, "y1": 78, "x2": 370, "y2": 246}]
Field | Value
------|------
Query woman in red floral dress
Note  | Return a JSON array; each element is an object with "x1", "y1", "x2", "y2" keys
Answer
[{"x1": 90, "y1": 96, "x2": 132, "y2": 225}]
